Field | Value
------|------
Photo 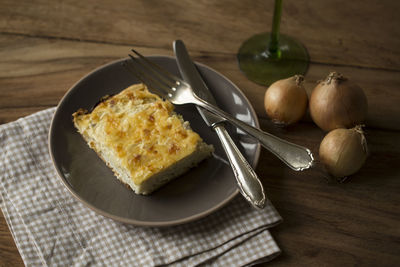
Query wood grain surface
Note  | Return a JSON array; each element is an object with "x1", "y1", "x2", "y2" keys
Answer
[{"x1": 1, "y1": 0, "x2": 399, "y2": 266}]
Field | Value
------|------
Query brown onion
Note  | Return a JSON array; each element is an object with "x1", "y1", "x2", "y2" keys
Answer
[
  {"x1": 264, "y1": 75, "x2": 308, "y2": 125},
  {"x1": 310, "y1": 72, "x2": 368, "y2": 131},
  {"x1": 319, "y1": 125, "x2": 368, "y2": 178}
]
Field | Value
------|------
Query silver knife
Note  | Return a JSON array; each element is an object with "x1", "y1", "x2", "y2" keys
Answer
[{"x1": 173, "y1": 40, "x2": 266, "y2": 209}]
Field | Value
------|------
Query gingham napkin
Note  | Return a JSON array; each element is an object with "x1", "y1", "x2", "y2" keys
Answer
[{"x1": 0, "y1": 108, "x2": 282, "y2": 267}]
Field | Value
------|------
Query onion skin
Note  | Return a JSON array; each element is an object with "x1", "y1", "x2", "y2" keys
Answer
[
  {"x1": 319, "y1": 126, "x2": 368, "y2": 178},
  {"x1": 264, "y1": 75, "x2": 308, "y2": 125},
  {"x1": 310, "y1": 72, "x2": 368, "y2": 131}
]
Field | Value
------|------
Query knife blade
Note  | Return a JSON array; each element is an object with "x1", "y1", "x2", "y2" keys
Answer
[
  {"x1": 173, "y1": 39, "x2": 266, "y2": 209},
  {"x1": 172, "y1": 47, "x2": 223, "y2": 126}
]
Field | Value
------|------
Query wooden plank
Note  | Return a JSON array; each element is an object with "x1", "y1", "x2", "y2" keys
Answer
[
  {"x1": 0, "y1": 211, "x2": 24, "y2": 267},
  {"x1": 1, "y1": 34, "x2": 399, "y2": 130},
  {"x1": 0, "y1": 0, "x2": 399, "y2": 70},
  {"x1": 255, "y1": 119, "x2": 400, "y2": 266}
]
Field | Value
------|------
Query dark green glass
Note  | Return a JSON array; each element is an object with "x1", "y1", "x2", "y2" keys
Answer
[{"x1": 237, "y1": 0, "x2": 309, "y2": 86}]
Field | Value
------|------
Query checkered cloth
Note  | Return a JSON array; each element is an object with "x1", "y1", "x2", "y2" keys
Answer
[{"x1": 0, "y1": 108, "x2": 282, "y2": 267}]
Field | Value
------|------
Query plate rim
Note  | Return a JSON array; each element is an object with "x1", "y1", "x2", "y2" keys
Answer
[{"x1": 48, "y1": 55, "x2": 261, "y2": 227}]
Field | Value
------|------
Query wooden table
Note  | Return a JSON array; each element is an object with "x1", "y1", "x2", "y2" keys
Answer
[{"x1": 1, "y1": 0, "x2": 399, "y2": 266}]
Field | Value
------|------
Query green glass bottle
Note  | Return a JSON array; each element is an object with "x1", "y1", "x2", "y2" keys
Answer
[{"x1": 237, "y1": 0, "x2": 309, "y2": 86}]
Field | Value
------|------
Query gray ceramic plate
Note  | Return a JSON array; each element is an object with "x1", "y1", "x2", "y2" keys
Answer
[{"x1": 49, "y1": 56, "x2": 260, "y2": 226}]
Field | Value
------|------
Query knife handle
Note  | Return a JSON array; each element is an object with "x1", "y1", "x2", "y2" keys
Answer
[{"x1": 213, "y1": 124, "x2": 266, "y2": 209}]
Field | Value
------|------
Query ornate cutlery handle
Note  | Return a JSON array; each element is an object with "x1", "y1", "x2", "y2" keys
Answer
[
  {"x1": 213, "y1": 124, "x2": 266, "y2": 209},
  {"x1": 196, "y1": 97, "x2": 314, "y2": 171}
]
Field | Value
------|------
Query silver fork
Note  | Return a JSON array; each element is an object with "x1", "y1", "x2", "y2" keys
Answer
[{"x1": 123, "y1": 50, "x2": 314, "y2": 171}]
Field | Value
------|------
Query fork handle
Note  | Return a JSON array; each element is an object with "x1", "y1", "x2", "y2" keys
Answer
[
  {"x1": 213, "y1": 124, "x2": 266, "y2": 209},
  {"x1": 195, "y1": 97, "x2": 314, "y2": 171}
]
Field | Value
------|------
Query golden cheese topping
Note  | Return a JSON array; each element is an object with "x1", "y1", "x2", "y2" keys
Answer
[{"x1": 73, "y1": 83, "x2": 202, "y2": 185}]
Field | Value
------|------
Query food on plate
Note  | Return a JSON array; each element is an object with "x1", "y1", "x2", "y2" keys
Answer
[{"x1": 73, "y1": 83, "x2": 213, "y2": 195}]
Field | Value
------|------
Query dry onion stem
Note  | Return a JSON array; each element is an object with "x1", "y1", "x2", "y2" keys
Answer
[{"x1": 319, "y1": 125, "x2": 368, "y2": 178}]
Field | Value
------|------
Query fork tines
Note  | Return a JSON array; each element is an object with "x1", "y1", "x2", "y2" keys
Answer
[{"x1": 123, "y1": 49, "x2": 180, "y2": 97}]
